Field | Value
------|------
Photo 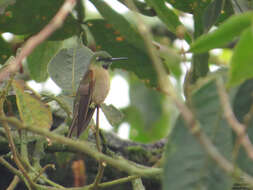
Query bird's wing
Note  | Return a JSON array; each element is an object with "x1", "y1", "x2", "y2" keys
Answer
[{"x1": 68, "y1": 70, "x2": 94, "y2": 137}]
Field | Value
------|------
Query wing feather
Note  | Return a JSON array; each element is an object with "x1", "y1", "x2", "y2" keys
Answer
[{"x1": 68, "y1": 70, "x2": 94, "y2": 137}]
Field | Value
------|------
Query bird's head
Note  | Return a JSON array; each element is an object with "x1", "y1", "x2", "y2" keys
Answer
[{"x1": 93, "y1": 51, "x2": 128, "y2": 69}]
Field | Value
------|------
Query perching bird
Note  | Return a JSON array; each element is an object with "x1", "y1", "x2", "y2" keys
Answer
[{"x1": 68, "y1": 51, "x2": 127, "y2": 137}]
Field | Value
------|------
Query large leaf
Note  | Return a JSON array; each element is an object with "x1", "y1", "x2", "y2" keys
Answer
[
  {"x1": 163, "y1": 75, "x2": 233, "y2": 190},
  {"x1": 228, "y1": 28, "x2": 253, "y2": 87},
  {"x1": 0, "y1": 0, "x2": 79, "y2": 40},
  {"x1": 48, "y1": 45, "x2": 93, "y2": 94},
  {"x1": 27, "y1": 41, "x2": 62, "y2": 82},
  {"x1": 87, "y1": 19, "x2": 158, "y2": 86},
  {"x1": 233, "y1": 79, "x2": 253, "y2": 175},
  {"x1": 0, "y1": 37, "x2": 12, "y2": 65},
  {"x1": 190, "y1": 11, "x2": 253, "y2": 53},
  {"x1": 12, "y1": 80, "x2": 52, "y2": 129},
  {"x1": 89, "y1": 0, "x2": 147, "y2": 52}
]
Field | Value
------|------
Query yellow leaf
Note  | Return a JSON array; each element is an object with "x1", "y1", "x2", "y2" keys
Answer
[{"x1": 12, "y1": 80, "x2": 52, "y2": 129}]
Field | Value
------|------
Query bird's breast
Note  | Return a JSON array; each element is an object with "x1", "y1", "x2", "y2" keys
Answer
[{"x1": 91, "y1": 65, "x2": 110, "y2": 105}]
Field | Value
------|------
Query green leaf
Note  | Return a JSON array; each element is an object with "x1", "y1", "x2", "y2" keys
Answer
[
  {"x1": 12, "y1": 80, "x2": 52, "y2": 129},
  {"x1": 202, "y1": 0, "x2": 225, "y2": 32},
  {"x1": 228, "y1": 28, "x2": 253, "y2": 87},
  {"x1": 89, "y1": 0, "x2": 146, "y2": 52},
  {"x1": 100, "y1": 103, "x2": 124, "y2": 127},
  {"x1": 48, "y1": 45, "x2": 93, "y2": 94},
  {"x1": 0, "y1": 37, "x2": 12, "y2": 65},
  {"x1": 159, "y1": 47, "x2": 182, "y2": 78},
  {"x1": 122, "y1": 77, "x2": 170, "y2": 143},
  {"x1": 163, "y1": 75, "x2": 233, "y2": 190},
  {"x1": 145, "y1": 0, "x2": 192, "y2": 43},
  {"x1": 190, "y1": 11, "x2": 253, "y2": 53},
  {"x1": 165, "y1": 0, "x2": 211, "y2": 14},
  {"x1": 27, "y1": 41, "x2": 62, "y2": 82},
  {"x1": 233, "y1": 79, "x2": 253, "y2": 175},
  {"x1": 87, "y1": 19, "x2": 157, "y2": 86},
  {"x1": 0, "y1": 0, "x2": 79, "y2": 40}
]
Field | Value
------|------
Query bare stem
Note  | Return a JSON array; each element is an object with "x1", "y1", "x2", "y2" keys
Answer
[
  {"x1": 34, "y1": 164, "x2": 55, "y2": 182},
  {"x1": 92, "y1": 105, "x2": 105, "y2": 189},
  {"x1": 216, "y1": 78, "x2": 253, "y2": 160}
]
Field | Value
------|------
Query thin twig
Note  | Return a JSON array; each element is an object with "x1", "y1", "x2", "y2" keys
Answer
[
  {"x1": 93, "y1": 105, "x2": 105, "y2": 189},
  {"x1": 1, "y1": 120, "x2": 34, "y2": 189},
  {"x1": 95, "y1": 106, "x2": 101, "y2": 152},
  {"x1": 7, "y1": 175, "x2": 20, "y2": 190},
  {"x1": 34, "y1": 175, "x2": 140, "y2": 190},
  {"x1": 34, "y1": 164, "x2": 55, "y2": 182},
  {"x1": 216, "y1": 78, "x2": 253, "y2": 160},
  {"x1": 0, "y1": 0, "x2": 77, "y2": 83},
  {"x1": 0, "y1": 157, "x2": 23, "y2": 179},
  {"x1": 233, "y1": 95, "x2": 253, "y2": 160}
]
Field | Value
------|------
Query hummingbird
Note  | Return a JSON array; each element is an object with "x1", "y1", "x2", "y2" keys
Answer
[{"x1": 68, "y1": 51, "x2": 127, "y2": 137}]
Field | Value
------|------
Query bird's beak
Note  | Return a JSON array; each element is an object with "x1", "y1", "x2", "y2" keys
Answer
[
  {"x1": 97, "y1": 57, "x2": 128, "y2": 62},
  {"x1": 110, "y1": 57, "x2": 128, "y2": 61},
  {"x1": 100, "y1": 57, "x2": 128, "y2": 69}
]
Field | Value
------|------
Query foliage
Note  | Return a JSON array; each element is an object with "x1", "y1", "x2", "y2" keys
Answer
[{"x1": 1, "y1": 0, "x2": 253, "y2": 190}]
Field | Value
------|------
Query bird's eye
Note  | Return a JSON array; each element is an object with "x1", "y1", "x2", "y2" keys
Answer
[{"x1": 102, "y1": 64, "x2": 109, "y2": 69}]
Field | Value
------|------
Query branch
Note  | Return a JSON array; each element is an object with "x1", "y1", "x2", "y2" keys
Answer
[
  {"x1": 6, "y1": 175, "x2": 20, "y2": 190},
  {"x1": 34, "y1": 175, "x2": 140, "y2": 190},
  {"x1": 1, "y1": 120, "x2": 34, "y2": 189},
  {"x1": 216, "y1": 78, "x2": 253, "y2": 160},
  {"x1": 0, "y1": 116, "x2": 162, "y2": 180},
  {"x1": 0, "y1": 157, "x2": 22, "y2": 179},
  {"x1": 0, "y1": 0, "x2": 76, "y2": 83}
]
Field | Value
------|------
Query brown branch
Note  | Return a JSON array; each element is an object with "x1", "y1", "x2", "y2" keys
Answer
[
  {"x1": 0, "y1": 0, "x2": 77, "y2": 83},
  {"x1": 216, "y1": 78, "x2": 253, "y2": 160}
]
